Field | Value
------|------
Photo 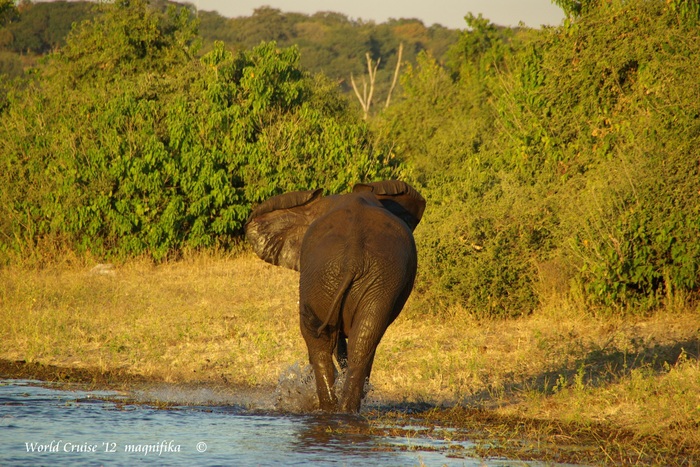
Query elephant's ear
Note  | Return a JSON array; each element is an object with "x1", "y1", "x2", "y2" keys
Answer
[
  {"x1": 245, "y1": 189, "x2": 324, "y2": 271},
  {"x1": 353, "y1": 180, "x2": 426, "y2": 231}
]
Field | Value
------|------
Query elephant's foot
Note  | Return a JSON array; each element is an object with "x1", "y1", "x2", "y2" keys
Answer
[
  {"x1": 318, "y1": 393, "x2": 338, "y2": 412},
  {"x1": 338, "y1": 391, "x2": 362, "y2": 413},
  {"x1": 316, "y1": 372, "x2": 338, "y2": 411},
  {"x1": 338, "y1": 375, "x2": 367, "y2": 413}
]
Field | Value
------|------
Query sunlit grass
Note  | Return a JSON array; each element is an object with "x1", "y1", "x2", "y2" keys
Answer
[
  {"x1": 1, "y1": 251, "x2": 698, "y2": 456},
  {"x1": 0, "y1": 253, "x2": 306, "y2": 384}
]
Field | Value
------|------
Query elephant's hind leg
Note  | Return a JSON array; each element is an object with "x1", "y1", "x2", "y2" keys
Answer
[
  {"x1": 339, "y1": 316, "x2": 387, "y2": 412},
  {"x1": 300, "y1": 310, "x2": 338, "y2": 411},
  {"x1": 338, "y1": 352, "x2": 375, "y2": 413},
  {"x1": 308, "y1": 349, "x2": 337, "y2": 411}
]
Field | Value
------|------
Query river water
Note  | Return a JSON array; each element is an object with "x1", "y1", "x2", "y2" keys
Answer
[{"x1": 0, "y1": 378, "x2": 563, "y2": 466}]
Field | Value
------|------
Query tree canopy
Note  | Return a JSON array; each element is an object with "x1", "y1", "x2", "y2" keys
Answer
[{"x1": 0, "y1": 0, "x2": 400, "y2": 260}]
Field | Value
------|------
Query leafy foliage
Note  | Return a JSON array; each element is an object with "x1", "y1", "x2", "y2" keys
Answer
[
  {"x1": 197, "y1": 6, "x2": 457, "y2": 100},
  {"x1": 0, "y1": 0, "x2": 400, "y2": 261},
  {"x1": 0, "y1": 1, "x2": 458, "y2": 104},
  {"x1": 504, "y1": 0, "x2": 700, "y2": 310},
  {"x1": 379, "y1": 0, "x2": 700, "y2": 315},
  {"x1": 0, "y1": 0, "x2": 94, "y2": 54},
  {"x1": 0, "y1": 0, "x2": 17, "y2": 27}
]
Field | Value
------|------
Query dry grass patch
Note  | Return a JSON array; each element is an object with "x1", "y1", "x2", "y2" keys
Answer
[
  {"x1": 373, "y1": 297, "x2": 699, "y2": 451},
  {"x1": 0, "y1": 253, "x2": 305, "y2": 385}
]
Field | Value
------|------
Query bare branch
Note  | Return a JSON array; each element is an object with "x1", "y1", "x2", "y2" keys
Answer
[
  {"x1": 365, "y1": 53, "x2": 380, "y2": 117},
  {"x1": 350, "y1": 75, "x2": 364, "y2": 107},
  {"x1": 350, "y1": 74, "x2": 370, "y2": 119},
  {"x1": 350, "y1": 53, "x2": 381, "y2": 119},
  {"x1": 385, "y1": 42, "x2": 403, "y2": 109}
]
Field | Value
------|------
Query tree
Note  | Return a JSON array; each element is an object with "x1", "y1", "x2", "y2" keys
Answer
[
  {"x1": 551, "y1": 0, "x2": 602, "y2": 18},
  {"x1": 350, "y1": 43, "x2": 403, "y2": 119},
  {"x1": 0, "y1": 0, "x2": 18, "y2": 27},
  {"x1": 0, "y1": 0, "x2": 402, "y2": 262}
]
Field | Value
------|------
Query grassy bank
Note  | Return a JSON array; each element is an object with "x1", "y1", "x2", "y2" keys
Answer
[{"x1": 1, "y1": 252, "x2": 698, "y2": 462}]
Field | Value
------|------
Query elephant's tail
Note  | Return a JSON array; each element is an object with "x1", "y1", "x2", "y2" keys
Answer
[{"x1": 316, "y1": 272, "x2": 354, "y2": 337}]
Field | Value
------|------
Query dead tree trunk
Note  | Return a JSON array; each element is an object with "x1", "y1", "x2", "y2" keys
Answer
[
  {"x1": 350, "y1": 43, "x2": 404, "y2": 119},
  {"x1": 350, "y1": 53, "x2": 380, "y2": 120},
  {"x1": 385, "y1": 42, "x2": 403, "y2": 109}
]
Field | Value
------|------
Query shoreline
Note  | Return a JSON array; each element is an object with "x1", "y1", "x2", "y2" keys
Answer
[{"x1": 2, "y1": 358, "x2": 696, "y2": 465}]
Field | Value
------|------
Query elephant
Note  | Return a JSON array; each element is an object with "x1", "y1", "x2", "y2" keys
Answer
[{"x1": 245, "y1": 180, "x2": 425, "y2": 412}]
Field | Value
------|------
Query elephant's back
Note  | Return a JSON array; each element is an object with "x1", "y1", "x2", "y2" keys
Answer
[
  {"x1": 303, "y1": 196, "x2": 414, "y2": 263},
  {"x1": 301, "y1": 201, "x2": 416, "y2": 293}
]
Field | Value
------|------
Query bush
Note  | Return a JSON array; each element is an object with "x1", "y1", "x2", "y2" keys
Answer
[
  {"x1": 377, "y1": 37, "x2": 547, "y2": 318},
  {"x1": 524, "y1": 0, "x2": 700, "y2": 310},
  {"x1": 379, "y1": 0, "x2": 700, "y2": 316},
  {"x1": 0, "y1": 0, "x2": 401, "y2": 262}
]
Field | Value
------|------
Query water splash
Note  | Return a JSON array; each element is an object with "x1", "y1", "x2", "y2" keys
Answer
[
  {"x1": 133, "y1": 384, "x2": 276, "y2": 410},
  {"x1": 274, "y1": 362, "x2": 376, "y2": 412},
  {"x1": 332, "y1": 368, "x2": 376, "y2": 408},
  {"x1": 274, "y1": 362, "x2": 317, "y2": 412}
]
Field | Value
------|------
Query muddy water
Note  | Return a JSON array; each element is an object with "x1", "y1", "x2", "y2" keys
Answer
[{"x1": 1, "y1": 377, "x2": 553, "y2": 466}]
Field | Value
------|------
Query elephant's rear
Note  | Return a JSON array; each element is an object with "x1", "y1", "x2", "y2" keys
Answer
[{"x1": 300, "y1": 201, "x2": 417, "y2": 336}]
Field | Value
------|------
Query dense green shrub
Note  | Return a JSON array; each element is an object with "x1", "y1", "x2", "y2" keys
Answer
[
  {"x1": 0, "y1": 1, "x2": 459, "y2": 106},
  {"x1": 499, "y1": 0, "x2": 700, "y2": 310},
  {"x1": 377, "y1": 31, "x2": 546, "y2": 318},
  {"x1": 380, "y1": 0, "x2": 700, "y2": 316},
  {"x1": 0, "y1": 0, "x2": 94, "y2": 55},
  {"x1": 0, "y1": 0, "x2": 400, "y2": 262}
]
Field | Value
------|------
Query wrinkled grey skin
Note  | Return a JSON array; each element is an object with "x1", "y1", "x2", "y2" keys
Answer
[{"x1": 245, "y1": 180, "x2": 425, "y2": 412}]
